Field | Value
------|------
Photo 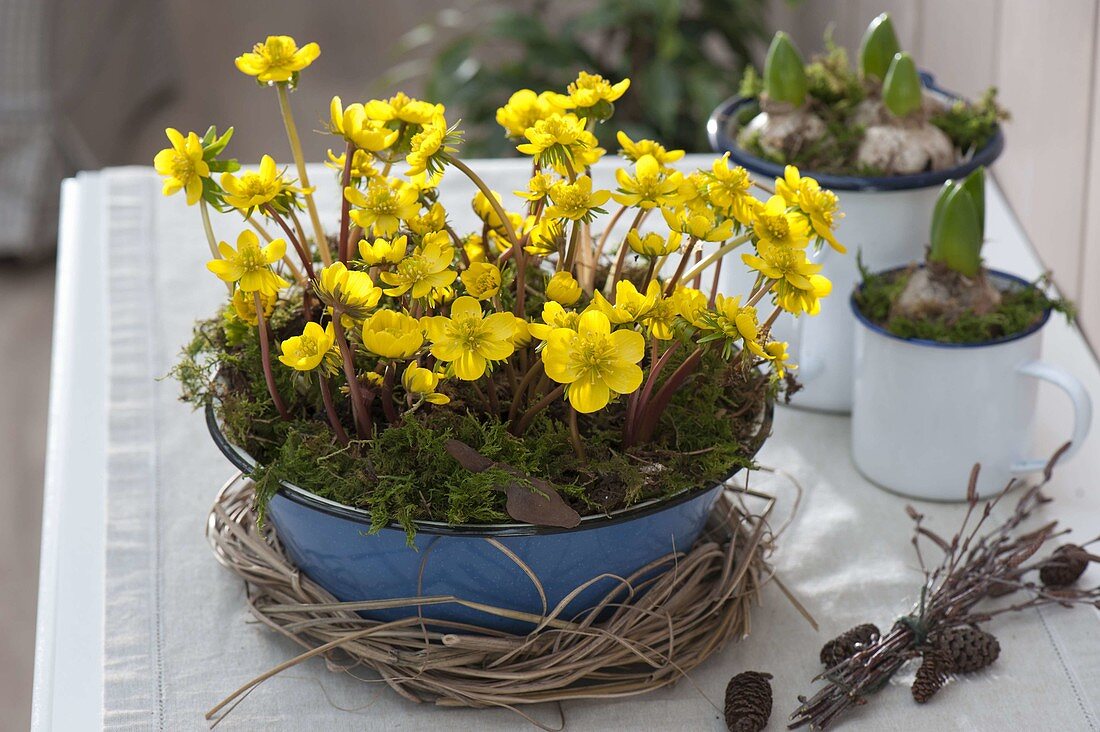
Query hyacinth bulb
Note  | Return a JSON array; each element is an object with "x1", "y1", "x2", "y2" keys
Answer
[
  {"x1": 929, "y1": 172, "x2": 985, "y2": 277},
  {"x1": 882, "y1": 52, "x2": 923, "y2": 118},
  {"x1": 859, "y1": 13, "x2": 901, "y2": 82},
  {"x1": 763, "y1": 32, "x2": 807, "y2": 107}
]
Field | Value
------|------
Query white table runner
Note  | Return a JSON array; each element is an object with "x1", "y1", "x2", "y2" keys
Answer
[{"x1": 81, "y1": 160, "x2": 1100, "y2": 730}]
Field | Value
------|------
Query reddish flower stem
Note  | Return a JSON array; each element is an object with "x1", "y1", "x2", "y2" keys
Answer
[
  {"x1": 319, "y1": 375, "x2": 349, "y2": 445},
  {"x1": 254, "y1": 292, "x2": 290, "y2": 420}
]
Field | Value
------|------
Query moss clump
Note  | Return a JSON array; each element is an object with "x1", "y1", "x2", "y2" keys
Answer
[
  {"x1": 855, "y1": 265, "x2": 1073, "y2": 344},
  {"x1": 174, "y1": 301, "x2": 774, "y2": 543},
  {"x1": 735, "y1": 39, "x2": 1007, "y2": 176}
]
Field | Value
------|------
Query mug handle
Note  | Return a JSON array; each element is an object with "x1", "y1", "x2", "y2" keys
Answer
[{"x1": 1011, "y1": 361, "x2": 1093, "y2": 474}]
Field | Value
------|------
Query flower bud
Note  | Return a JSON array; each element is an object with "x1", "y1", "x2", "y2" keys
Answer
[{"x1": 546, "y1": 271, "x2": 582, "y2": 306}]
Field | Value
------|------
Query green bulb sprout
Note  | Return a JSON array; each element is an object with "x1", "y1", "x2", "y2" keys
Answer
[
  {"x1": 929, "y1": 167, "x2": 986, "y2": 277},
  {"x1": 764, "y1": 32, "x2": 807, "y2": 107},
  {"x1": 882, "y1": 52, "x2": 923, "y2": 118},
  {"x1": 859, "y1": 13, "x2": 901, "y2": 82}
]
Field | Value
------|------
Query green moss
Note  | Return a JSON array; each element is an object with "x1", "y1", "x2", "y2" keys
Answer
[
  {"x1": 175, "y1": 301, "x2": 771, "y2": 543},
  {"x1": 855, "y1": 264, "x2": 1074, "y2": 344}
]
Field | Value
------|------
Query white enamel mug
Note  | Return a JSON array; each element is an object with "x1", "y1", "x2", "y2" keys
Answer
[
  {"x1": 850, "y1": 269, "x2": 1092, "y2": 500},
  {"x1": 708, "y1": 79, "x2": 1005, "y2": 414}
]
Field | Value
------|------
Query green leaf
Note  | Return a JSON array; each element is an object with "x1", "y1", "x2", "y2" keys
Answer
[
  {"x1": 961, "y1": 166, "x2": 985, "y2": 237},
  {"x1": 883, "y1": 52, "x2": 922, "y2": 118},
  {"x1": 763, "y1": 32, "x2": 807, "y2": 106},
  {"x1": 929, "y1": 183, "x2": 982, "y2": 276},
  {"x1": 859, "y1": 13, "x2": 900, "y2": 82}
]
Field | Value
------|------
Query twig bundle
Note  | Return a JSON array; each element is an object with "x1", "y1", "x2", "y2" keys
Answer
[
  {"x1": 205, "y1": 474, "x2": 786, "y2": 729},
  {"x1": 790, "y1": 444, "x2": 1100, "y2": 729}
]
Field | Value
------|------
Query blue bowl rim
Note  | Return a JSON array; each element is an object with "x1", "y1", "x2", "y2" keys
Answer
[
  {"x1": 849, "y1": 265, "x2": 1052, "y2": 349},
  {"x1": 707, "y1": 74, "x2": 1005, "y2": 192},
  {"x1": 204, "y1": 400, "x2": 773, "y2": 537}
]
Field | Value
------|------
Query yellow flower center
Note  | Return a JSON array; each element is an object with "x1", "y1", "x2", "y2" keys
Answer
[
  {"x1": 236, "y1": 242, "x2": 267, "y2": 271},
  {"x1": 765, "y1": 245, "x2": 797, "y2": 273},
  {"x1": 168, "y1": 152, "x2": 195, "y2": 180},
  {"x1": 575, "y1": 332, "x2": 617, "y2": 377},
  {"x1": 258, "y1": 38, "x2": 295, "y2": 65},
  {"x1": 451, "y1": 316, "x2": 488, "y2": 350},
  {"x1": 235, "y1": 173, "x2": 277, "y2": 198},
  {"x1": 758, "y1": 211, "x2": 790, "y2": 242}
]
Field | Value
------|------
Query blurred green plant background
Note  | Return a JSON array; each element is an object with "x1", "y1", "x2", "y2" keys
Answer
[{"x1": 389, "y1": 0, "x2": 771, "y2": 155}]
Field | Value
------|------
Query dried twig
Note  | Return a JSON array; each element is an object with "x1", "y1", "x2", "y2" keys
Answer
[
  {"x1": 790, "y1": 444, "x2": 1100, "y2": 729},
  {"x1": 205, "y1": 472, "x2": 796, "y2": 729}
]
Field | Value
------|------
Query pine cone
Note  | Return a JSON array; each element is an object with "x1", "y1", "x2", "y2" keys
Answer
[
  {"x1": 911, "y1": 649, "x2": 951, "y2": 703},
  {"x1": 724, "y1": 671, "x2": 773, "y2": 732},
  {"x1": 936, "y1": 627, "x2": 1000, "y2": 674},
  {"x1": 1039, "y1": 544, "x2": 1090, "y2": 587},
  {"x1": 820, "y1": 623, "x2": 880, "y2": 668}
]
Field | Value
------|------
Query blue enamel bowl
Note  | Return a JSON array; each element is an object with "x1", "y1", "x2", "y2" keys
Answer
[
  {"x1": 707, "y1": 74, "x2": 1004, "y2": 191},
  {"x1": 207, "y1": 403, "x2": 772, "y2": 634}
]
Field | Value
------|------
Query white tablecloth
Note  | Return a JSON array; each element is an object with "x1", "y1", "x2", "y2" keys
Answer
[{"x1": 34, "y1": 160, "x2": 1100, "y2": 730}]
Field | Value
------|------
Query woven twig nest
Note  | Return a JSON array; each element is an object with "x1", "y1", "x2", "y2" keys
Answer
[{"x1": 205, "y1": 474, "x2": 781, "y2": 728}]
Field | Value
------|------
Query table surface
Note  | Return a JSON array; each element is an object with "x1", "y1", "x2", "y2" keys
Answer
[{"x1": 32, "y1": 158, "x2": 1100, "y2": 731}]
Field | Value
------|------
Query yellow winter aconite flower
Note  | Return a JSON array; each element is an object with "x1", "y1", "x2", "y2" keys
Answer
[
  {"x1": 153, "y1": 128, "x2": 209, "y2": 205},
  {"x1": 329, "y1": 97, "x2": 400, "y2": 151},
  {"x1": 423, "y1": 296, "x2": 516, "y2": 380},
  {"x1": 708, "y1": 294, "x2": 767, "y2": 358},
  {"x1": 590, "y1": 280, "x2": 661, "y2": 324},
  {"x1": 515, "y1": 172, "x2": 556, "y2": 203},
  {"x1": 542, "y1": 310, "x2": 644, "y2": 413},
  {"x1": 616, "y1": 131, "x2": 684, "y2": 166},
  {"x1": 496, "y1": 89, "x2": 570, "y2": 138},
  {"x1": 528, "y1": 301, "x2": 580, "y2": 340},
  {"x1": 661, "y1": 206, "x2": 735, "y2": 242},
  {"x1": 460, "y1": 262, "x2": 502, "y2": 300},
  {"x1": 345, "y1": 178, "x2": 420, "y2": 236},
  {"x1": 546, "y1": 175, "x2": 611, "y2": 222},
  {"x1": 358, "y1": 235, "x2": 408, "y2": 266},
  {"x1": 379, "y1": 236, "x2": 457, "y2": 298},
  {"x1": 776, "y1": 166, "x2": 845, "y2": 253},
  {"x1": 521, "y1": 215, "x2": 563, "y2": 256},
  {"x1": 364, "y1": 92, "x2": 444, "y2": 126},
  {"x1": 235, "y1": 36, "x2": 320, "y2": 83},
  {"x1": 405, "y1": 202, "x2": 446, "y2": 237},
  {"x1": 314, "y1": 262, "x2": 382, "y2": 317},
  {"x1": 764, "y1": 340, "x2": 793, "y2": 376},
  {"x1": 545, "y1": 271, "x2": 582, "y2": 306},
  {"x1": 406, "y1": 117, "x2": 456, "y2": 176},
  {"x1": 472, "y1": 189, "x2": 507, "y2": 229},
  {"x1": 563, "y1": 71, "x2": 630, "y2": 110},
  {"x1": 206, "y1": 230, "x2": 289, "y2": 295},
  {"x1": 326, "y1": 148, "x2": 378, "y2": 180},
  {"x1": 752, "y1": 195, "x2": 811, "y2": 249},
  {"x1": 229, "y1": 288, "x2": 275, "y2": 326},
  {"x1": 742, "y1": 241, "x2": 823, "y2": 292},
  {"x1": 516, "y1": 113, "x2": 589, "y2": 167},
  {"x1": 776, "y1": 272, "x2": 832, "y2": 316},
  {"x1": 707, "y1": 154, "x2": 756, "y2": 225},
  {"x1": 612, "y1": 155, "x2": 684, "y2": 209},
  {"x1": 402, "y1": 362, "x2": 450, "y2": 404},
  {"x1": 672, "y1": 286, "x2": 708, "y2": 327},
  {"x1": 643, "y1": 296, "x2": 678, "y2": 340},
  {"x1": 361, "y1": 310, "x2": 424, "y2": 359},
  {"x1": 627, "y1": 229, "x2": 682, "y2": 257},
  {"x1": 278, "y1": 322, "x2": 335, "y2": 371},
  {"x1": 220, "y1": 155, "x2": 299, "y2": 212}
]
